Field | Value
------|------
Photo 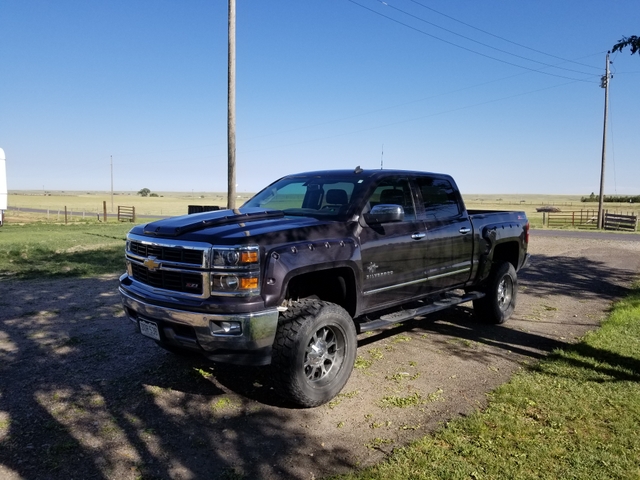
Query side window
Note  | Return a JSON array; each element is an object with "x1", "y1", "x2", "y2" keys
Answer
[
  {"x1": 319, "y1": 181, "x2": 354, "y2": 210},
  {"x1": 417, "y1": 177, "x2": 460, "y2": 220},
  {"x1": 366, "y1": 178, "x2": 415, "y2": 221}
]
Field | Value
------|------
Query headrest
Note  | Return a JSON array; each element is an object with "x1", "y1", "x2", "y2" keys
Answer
[
  {"x1": 379, "y1": 189, "x2": 404, "y2": 205},
  {"x1": 326, "y1": 189, "x2": 348, "y2": 205}
]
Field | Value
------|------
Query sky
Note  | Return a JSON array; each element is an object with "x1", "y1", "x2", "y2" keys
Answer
[{"x1": 1, "y1": 0, "x2": 639, "y2": 195}]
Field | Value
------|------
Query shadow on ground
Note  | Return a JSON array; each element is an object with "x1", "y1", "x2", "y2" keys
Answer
[{"x1": 0, "y1": 247, "x2": 638, "y2": 479}]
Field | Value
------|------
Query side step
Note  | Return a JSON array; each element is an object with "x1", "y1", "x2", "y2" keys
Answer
[{"x1": 358, "y1": 291, "x2": 485, "y2": 333}]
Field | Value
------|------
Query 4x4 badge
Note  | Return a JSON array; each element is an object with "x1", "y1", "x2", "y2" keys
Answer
[{"x1": 143, "y1": 256, "x2": 161, "y2": 271}]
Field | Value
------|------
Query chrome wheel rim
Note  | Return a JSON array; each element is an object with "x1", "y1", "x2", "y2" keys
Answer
[
  {"x1": 304, "y1": 325, "x2": 345, "y2": 385},
  {"x1": 497, "y1": 276, "x2": 513, "y2": 311}
]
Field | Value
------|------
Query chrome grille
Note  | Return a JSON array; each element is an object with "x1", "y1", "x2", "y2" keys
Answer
[
  {"x1": 129, "y1": 241, "x2": 204, "y2": 266},
  {"x1": 131, "y1": 263, "x2": 204, "y2": 295}
]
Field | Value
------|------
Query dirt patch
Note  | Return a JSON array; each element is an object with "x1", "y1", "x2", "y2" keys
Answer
[{"x1": 1, "y1": 234, "x2": 639, "y2": 479}]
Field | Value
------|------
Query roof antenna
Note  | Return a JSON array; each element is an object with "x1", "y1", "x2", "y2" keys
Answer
[{"x1": 380, "y1": 144, "x2": 384, "y2": 170}]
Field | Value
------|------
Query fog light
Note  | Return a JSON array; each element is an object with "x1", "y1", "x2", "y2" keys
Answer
[{"x1": 210, "y1": 320, "x2": 242, "y2": 335}]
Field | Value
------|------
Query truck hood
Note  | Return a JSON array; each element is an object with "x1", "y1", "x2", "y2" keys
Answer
[{"x1": 132, "y1": 207, "x2": 342, "y2": 244}]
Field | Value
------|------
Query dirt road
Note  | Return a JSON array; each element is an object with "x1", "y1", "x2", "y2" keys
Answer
[{"x1": 1, "y1": 233, "x2": 639, "y2": 479}]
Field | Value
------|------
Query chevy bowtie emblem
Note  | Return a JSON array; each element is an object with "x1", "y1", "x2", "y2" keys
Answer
[{"x1": 143, "y1": 256, "x2": 161, "y2": 271}]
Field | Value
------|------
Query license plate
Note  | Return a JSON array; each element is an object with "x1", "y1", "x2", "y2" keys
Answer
[{"x1": 139, "y1": 319, "x2": 161, "y2": 341}]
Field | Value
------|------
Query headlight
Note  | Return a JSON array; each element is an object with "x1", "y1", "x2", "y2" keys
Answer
[
  {"x1": 210, "y1": 245, "x2": 261, "y2": 295},
  {"x1": 211, "y1": 273, "x2": 260, "y2": 294},
  {"x1": 212, "y1": 245, "x2": 259, "y2": 268}
]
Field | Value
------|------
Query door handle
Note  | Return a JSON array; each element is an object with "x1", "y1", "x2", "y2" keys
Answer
[
  {"x1": 459, "y1": 227, "x2": 471, "y2": 234},
  {"x1": 411, "y1": 232, "x2": 426, "y2": 240}
]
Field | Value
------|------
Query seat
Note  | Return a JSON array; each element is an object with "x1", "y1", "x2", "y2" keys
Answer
[{"x1": 325, "y1": 189, "x2": 348, "y2": 206}]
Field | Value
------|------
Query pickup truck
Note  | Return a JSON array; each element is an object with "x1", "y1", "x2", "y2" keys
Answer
[{"x1": 119, "y1": 168, "x2": 530, "y2": 407}]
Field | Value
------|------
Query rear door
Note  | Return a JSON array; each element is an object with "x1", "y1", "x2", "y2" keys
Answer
[{"x1": 414, "y1": 175, "x2": 473, "y2": 292}]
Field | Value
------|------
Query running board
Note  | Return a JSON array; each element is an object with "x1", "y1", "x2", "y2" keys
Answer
[{"x1": 358, "y1": 291, "x2": 485, "y2": 333}]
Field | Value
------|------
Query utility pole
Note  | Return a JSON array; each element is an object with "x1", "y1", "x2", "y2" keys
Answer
[
  {"x1": 227, "y1": 0, "x2": 237, "y2": 210},
  {"x1": 110, "y1": 155, "x2": 114, "y2": 213},
  {"x1": 597, "y1": 52, "x2": 612, "y2": 230}
]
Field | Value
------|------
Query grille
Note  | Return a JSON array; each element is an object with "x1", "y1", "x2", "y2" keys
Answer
[
  {"x1": 129, "y1": 241, "x2": 204, "y2": 266},
  {"x1": 131, "y1": 263, "x2": 204, "y2": 295}
]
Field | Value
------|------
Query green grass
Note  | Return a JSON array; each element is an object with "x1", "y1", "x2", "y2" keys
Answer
[
  {"x1": 337, "y1": 284, "x2": 640, "y2": 480},
  {"x1": 0, "y1": 222, "x2": 133, "y2": 278}
]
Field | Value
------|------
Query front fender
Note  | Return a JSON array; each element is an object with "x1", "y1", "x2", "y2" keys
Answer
[{"x1": 261, "y1": 238, "x2": 360, "y2": 306}]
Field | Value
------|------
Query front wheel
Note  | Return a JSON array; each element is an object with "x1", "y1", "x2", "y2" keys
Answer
[
  {"x1": 473, "y1": 261, "x2": 517, "y2": 324},
  {"x1": 272, "y1": 299, "x2": 357, "y2": 407}
]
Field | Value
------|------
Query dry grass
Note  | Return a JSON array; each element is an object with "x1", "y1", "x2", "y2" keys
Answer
[
  {"x1": 6, "y1": 191, "x2": 254, "y2": 218},
  {"x1": 5, "y1": 190, "x2": 639, "y2": 230}
]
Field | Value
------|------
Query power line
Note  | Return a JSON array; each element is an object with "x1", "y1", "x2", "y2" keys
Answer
[
  {"x1": 346, "y1": 0, "x2": 597, "y2": 83},
  {"x1": 240, "y1": 80, "x2": 584, "y2": 154},
  {"x1": 407, "y1": 0, "x2": 602, "y2": 71},
  {"x1": 377, "y1": 0, "x2": 599, "y2": 76}
]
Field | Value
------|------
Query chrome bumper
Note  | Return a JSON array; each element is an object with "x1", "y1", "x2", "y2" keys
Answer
[{"x1": 119, "y1": 287, "x2": 279, "y2": 365}]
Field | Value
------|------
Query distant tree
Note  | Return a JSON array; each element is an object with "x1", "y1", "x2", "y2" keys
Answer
[
  {"x1": 612, "y1": 35, "x2": 640, "y2": 55},
  {"x1": 137, "y1": 188, "x2": 151, "y2": 197}
]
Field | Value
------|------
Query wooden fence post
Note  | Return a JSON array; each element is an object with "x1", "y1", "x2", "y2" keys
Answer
[
  {"x1": 103, "y1": 201, "x2": 107, "y2": 223},
  {"x1": 64, "y1": 206, "x2": 68, "y2": 225}
]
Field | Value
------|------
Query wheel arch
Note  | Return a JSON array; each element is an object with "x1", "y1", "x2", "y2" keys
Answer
[
  {"x1": 491, "y1": 240, "x2": 520, "y2": 271},
  {"x1": 279, "y1": 264, "x2": 359, "y2": 318}
]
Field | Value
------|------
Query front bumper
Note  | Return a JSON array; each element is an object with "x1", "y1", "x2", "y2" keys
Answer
[{"x1": 119, "y1": 287, "x2": 279, "y2": 366}]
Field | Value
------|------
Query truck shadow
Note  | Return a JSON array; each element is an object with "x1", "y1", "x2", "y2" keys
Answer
[{"x1": 359, "y1": 252, "x2": 639, "y2": 373}]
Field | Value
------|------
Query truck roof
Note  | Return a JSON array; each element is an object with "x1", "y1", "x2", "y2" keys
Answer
[{"x1": 282, "y1": 168, "x2": 453, "y2": 181}]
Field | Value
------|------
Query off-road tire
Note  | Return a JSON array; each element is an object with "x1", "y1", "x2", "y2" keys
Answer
[
  {"x1": 473, "y1": 261, "x2": 517, "y2": 324},
  {"x1": 272, "y1": 298, "x2": 357, "y2": 407}
]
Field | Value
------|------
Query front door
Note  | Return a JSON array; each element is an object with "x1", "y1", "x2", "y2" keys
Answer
[{"x1": 358, "y1": 178, "x2": 428, "y2": 311}]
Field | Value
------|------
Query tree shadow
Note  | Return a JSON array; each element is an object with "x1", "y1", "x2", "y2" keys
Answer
[
  {"x1": 0, "y1": 277, "x2": 352, "y2": 480},
  {"x1": 1, "y1": 250, "x2": 638, "y2": 479}
]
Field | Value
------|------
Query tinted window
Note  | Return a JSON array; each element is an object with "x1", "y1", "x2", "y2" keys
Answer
[
  {"x1": 243, "y1": 175, "x2": 359, "y2": 219},
  {"x1": 416, "y1": 177, "x2": 460, "y2": 220},
  {"x1": 366, "y1": 178, "x2": 415, "y2": 221}
]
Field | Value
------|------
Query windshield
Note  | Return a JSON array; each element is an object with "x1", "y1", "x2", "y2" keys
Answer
[{"x1": 243, "y1": 175, "x2": 365, "y2": 219}]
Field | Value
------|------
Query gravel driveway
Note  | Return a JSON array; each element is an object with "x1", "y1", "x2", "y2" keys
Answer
[{"x1": 1, "y1": 233, "x2": 639, "y2": 480}]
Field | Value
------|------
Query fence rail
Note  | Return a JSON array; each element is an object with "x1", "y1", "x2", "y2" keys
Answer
[
  {"x1": 604, "y1": 212, "x2": 637, "y2": 232},
  {"x1": 118, "y1": 206, "x2": 136, "y2": 222},
  {"x1": 546, "y1": 210, "x2": 638, "y2": 231},
  {"x1": 546, "y1": 210, "x2": 598, "y2": 229}
]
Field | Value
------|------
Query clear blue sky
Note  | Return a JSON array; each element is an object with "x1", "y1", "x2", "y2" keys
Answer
[{"x1": 1, "y1": 0, "x2": 638, "y2": 195}]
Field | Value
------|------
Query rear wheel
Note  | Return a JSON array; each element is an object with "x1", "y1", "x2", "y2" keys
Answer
[
  {"x1": 473, "y1": 261, "x2": 517, "y2": 324},
  {"x1": 272, "y1": 299, "x2": 357, "y2": 407}
]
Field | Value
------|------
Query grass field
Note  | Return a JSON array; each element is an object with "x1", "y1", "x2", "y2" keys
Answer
[
  {"x1": 0, "y1": 222, "x2": 132, "y2": 278},
  {"x1": 6, "y1": 190, "x2": 254, "y2": 218},
  {"x1": 6, "y1": 190, "x2": 639, "y2": 229},
  {"x1": 337, "y1": 283, "x2": 640, "y2": 480}
]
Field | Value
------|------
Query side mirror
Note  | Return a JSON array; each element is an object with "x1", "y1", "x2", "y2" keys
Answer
[{"x1": 363, "y1": 204, "x2": 404, "y2": 224}]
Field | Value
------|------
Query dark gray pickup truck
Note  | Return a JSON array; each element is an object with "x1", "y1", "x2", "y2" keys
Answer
[{"x1": 119, "y1": 168, "x2": 530, "y2": 406}]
